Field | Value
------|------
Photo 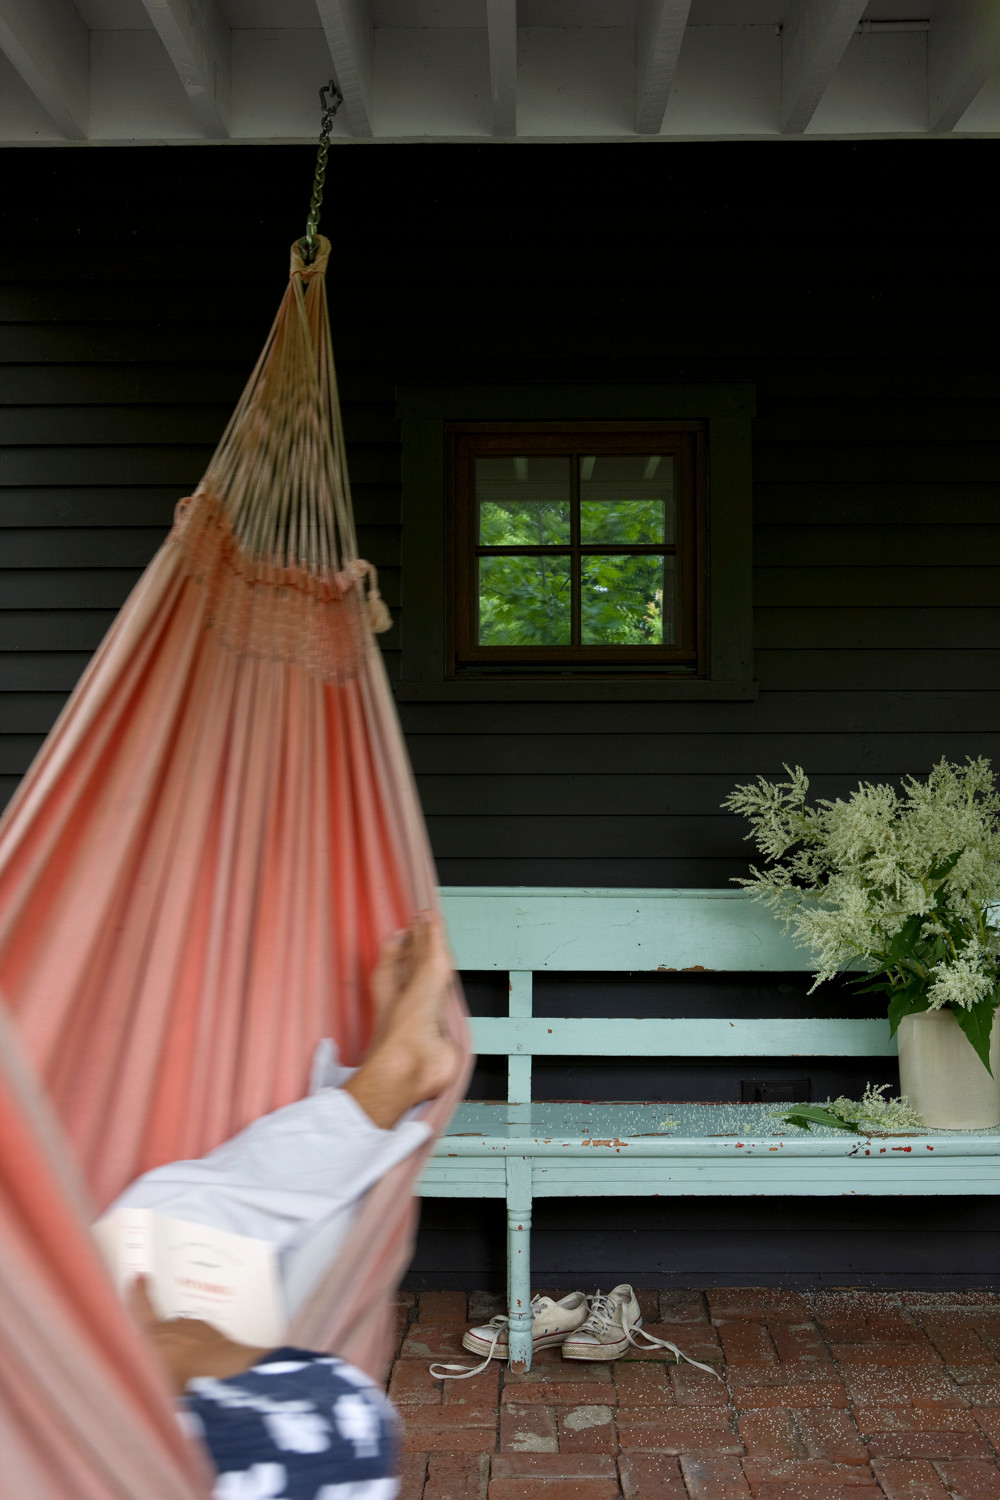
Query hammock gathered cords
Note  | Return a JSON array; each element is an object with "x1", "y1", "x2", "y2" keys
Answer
[{"x1": 0, "y1": 234, "x2": 472, "y2": 1402}]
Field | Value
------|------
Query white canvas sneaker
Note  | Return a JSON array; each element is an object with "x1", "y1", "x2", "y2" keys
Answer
[
  {"x1": 561, "y1": 1284, "x2": 724, "y2": 1378},
  {"x1": 429, "y1": 1291, "x2": 591, "y2": 1380},
  {"x1": 560, "y1": 1284, "x2": 643, "y2": 1360}
]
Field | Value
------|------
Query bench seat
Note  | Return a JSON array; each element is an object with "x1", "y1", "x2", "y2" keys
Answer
[{"x1": 424, "y1": 1100, "x2": 1000, "y2": 1195}]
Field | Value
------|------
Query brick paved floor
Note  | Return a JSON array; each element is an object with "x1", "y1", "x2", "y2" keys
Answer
[{"x1": 386, "y1": 1287, "x2": 1000, "y2": 1500}]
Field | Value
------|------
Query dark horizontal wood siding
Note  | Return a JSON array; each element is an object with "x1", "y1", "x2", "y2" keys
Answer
[{"x1": 2, "y1": 145, "x2": 998, "y2": 1287}]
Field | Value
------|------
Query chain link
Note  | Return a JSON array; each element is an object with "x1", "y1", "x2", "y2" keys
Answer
[{"x1": 302, "y1": 81, "x2": 343, "y2": 264}]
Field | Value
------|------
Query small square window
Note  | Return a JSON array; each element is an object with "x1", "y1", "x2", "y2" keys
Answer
[{"x1": 449, "y1": 424, "x2": 707, "y2": 676}]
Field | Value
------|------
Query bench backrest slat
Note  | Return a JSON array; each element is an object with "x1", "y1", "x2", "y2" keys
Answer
[
  {"x1": 471, "y1": 1016, "x2": 895, "y2": 1058},
  {"x1": 439, "y1": 888, "x2": 809, "y2": 973}
]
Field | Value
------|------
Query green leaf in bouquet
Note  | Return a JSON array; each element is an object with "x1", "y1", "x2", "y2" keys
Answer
[
  {"x1": 887, "y1": 985, "x2": 931, "y2": 1037},
  {"x1": 886, "y1": 914, "x2": 924, "y2": 967},
  {"x1": 776, "y1": 1105, "x2": 861, "y2": 1133},
  {"x1": 928, "y1": 849, "x2": 965, "y2": 883},
  {"x1": 951, "y1": 998, "x2": 998, "y2": 1077}
]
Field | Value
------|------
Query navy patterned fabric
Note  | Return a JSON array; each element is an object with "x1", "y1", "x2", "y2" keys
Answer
[{"x1": 181, "y1": 1347, "x2": 399, "y2": 1499}]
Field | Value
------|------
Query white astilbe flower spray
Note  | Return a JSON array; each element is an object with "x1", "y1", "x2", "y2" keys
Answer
[{"x1": 723, "y1": 758, "x2": 1000, "y2": 1072}]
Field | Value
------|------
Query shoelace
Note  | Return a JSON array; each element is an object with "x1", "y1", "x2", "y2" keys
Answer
[
  {"x1": 576, "y1": 1289, "x2": 724, "y2": 1381},
  {"x1": 430, "y1": 1294, "x2": 566, "y2": 1381}
]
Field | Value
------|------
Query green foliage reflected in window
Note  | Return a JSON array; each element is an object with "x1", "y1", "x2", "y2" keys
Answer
[
  {"x1": 580, "y1": 455, "x2": 674, "y2": 545},
  {"x1": 581, "y1": 555, "x2": 674, "y2": 645},
  {"x1": 477, "y1": 457, "x2": 570, "y2": 546},
  {"x1": 478, "y1": 554, "x2": 571, "y2": 645}
]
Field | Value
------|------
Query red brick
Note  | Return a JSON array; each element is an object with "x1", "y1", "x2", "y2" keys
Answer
[
  {"x1": 467, "y1": 1292, "x2": 506, "y2": 1323},
  {"x1": 619, "y1": 1452, "x2": 687, "y2": 1498},
  {"x1": 425, "y1": 1452, "x2": 490, "y2": 1500},
  {"x1": 852, "y1": 1407, "x2": 980, "y2": 1434},
  {"x1": 841, "y1": 1373, "x2": 967, "y2": 1409},
  {"x1": 401, "y1": 1405, "x2": 497, "y2": 1454},
  {"x1": 959, "y1": 1385, "x2": 1000, "y2": 1408},
  {"x1": 901, "y1": 1293, "x2": 1000, "y2": 1309},
  {"x1": 557, "y1": 1404, "x2": 618, "y2": 1454},
  {"x1": 737, "y1": 1409, "x2": 800, "y2": 1460},
  {"x1": 679, "y1": 1455, "x2": 752, "y2": 1497},
  {"x1": 491, "y1": 1455, "x2": 617, "y2": 1479},
  {"x1": 499, "y1": 1403, "x2": 558, "y2": 1454},
  {"x1": 753, "y1": 1487, "x2": 877, "y2": 1500},
  {"x1": 403, "y1": 1323, "x2": 472, "y2": 1360},
  {"x1": 445, "y1": 1364, "x2": 500, "y2": 1409},
  {"x1": 871, "y1": 1458, "x2": 953, "y2": 1499},
  {"x1": 820, "y1": 1320, "x2": 877, "y2": 1343},
  {"x1": 980, "y1": 1323, "x2": 1000, "y2": 1357},
  {"x1": 502, "y1": 1382, "x2": 615, "y2": 1407},
  {"x1": 659, "y1": 1289, "x2": 710, "y2": 1324},
  {"x1": 614, "y1": 1362, "x2": 674, "y2": 1407},
  {"x1": 635, "y1": 1287, "x2": 663, "y2": 1320},
  {"x1": 935, "y1": 1459, "x2": 1000, "y2": 1499},
  {"x1": 796, "y1": 1409, "x2": 869, "y2": 1465},
  {"x1": 402, "y1": 1427, "x2": 497, "y2": 1455},
  {"x1": 404, "y1": 1405, "x2": 497, "y2": 1433},
  {"x1": 505, "y1": 1362, "x2": 613, "y2": 1386},
  {"x1": 420, "y1": 1292, "x2": 469, "y2": 1322},
  {"x1": 709, "y1": 1289, "x2": 813, "y2": 1323},
  {"x1": 718, "y1": 1320, "x2": 778, "y2": 1363},
  {"x1": 866, "y1": 1433, "x2": 995, "y2": 1461},
  {"x1": 952, "y1": 1366, "x2": 1000, "y2": 1387},
  {"x1": 730, "y1": 1383, "x2": 849, "y2": 1409},
  {"x1": 397, "y1": 1451, "x2": 428, "y2": 1500},
  {"x1": 974, "y1": 1406, "x2": 1000, "y2": 1447},
  {"x1": 831, "y1": 1341, "x2": 942, "y2": 1367},
  {"x1": 742, "y1": 1458, "x2": 877, "y2": 1491},
  {"x1": 924, "y1": 1325, "x2": 994, "y2": 1365},
  {"x1": 390, "y1": 1361, "x2": 444, "y2": 1405},
  {"x1": 488, "y1": 1481, "x2": 619, "y2": 1499},
  {"x1": 727, "y1": 1359, "x2": 840, "y2": 1386},
  {"x1": 624, "y1": 1322, "x2": 723, "y2": 1363},
  {"x1": 398, "y1": 1291, "x2": 418, "y2": 1308},
  {"x1": 773, "y1": 1322, "x2": 832, "y2": 1363},
  {"x1": 670, "y1": 1363, "x2": 730, "y2": 1407},
  {"x1": 616, "y1": 1406, "x2": 743, "y2": 1454}
]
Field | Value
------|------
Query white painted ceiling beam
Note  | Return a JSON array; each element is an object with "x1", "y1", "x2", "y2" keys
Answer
[
  {"x1": 780, "y1": 0, "x2": 870, "y2": 134},
  {"x1": 929, "y1": 0, "x2": 1000, "y2": 133},
  {"x1": 635, "y1": 0, "x2": 695, "y2": 135},
  {"x1": 486, "y1": 0, "x2": 517, "y2": 137},
  {"x1": 314, "y1": 0, "x2": 375, "y2": 138},
  {"x1": 0, "y1": 0, "x2": 88, "y2": 139},
  {"x1": 138, "y1": 0, "x2": 230, "y2": 138}
]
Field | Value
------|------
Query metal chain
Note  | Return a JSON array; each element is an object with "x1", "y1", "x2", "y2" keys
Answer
[{"x1": 302, "y1": 80, "x2": 343, "y2": 264}]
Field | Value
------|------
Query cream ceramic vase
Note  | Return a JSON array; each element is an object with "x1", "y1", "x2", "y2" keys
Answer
[{"x1": 897, "y1": 1008, "x2": 1000, "y2": 1130}]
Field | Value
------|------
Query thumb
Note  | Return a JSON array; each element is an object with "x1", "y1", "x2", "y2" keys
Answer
[{"x1": 126, "y1": 1273, "x2": 160, "y2": 1331}]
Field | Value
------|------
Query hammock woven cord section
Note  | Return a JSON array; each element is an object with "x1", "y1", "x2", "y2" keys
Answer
[{"x1": 0, "y1": 232, "x2": 471, "y2": 1428}]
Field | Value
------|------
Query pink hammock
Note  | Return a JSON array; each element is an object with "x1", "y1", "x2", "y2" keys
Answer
[{"x1": 0, "y1": 235, "x2": 470, "y2": 1486}]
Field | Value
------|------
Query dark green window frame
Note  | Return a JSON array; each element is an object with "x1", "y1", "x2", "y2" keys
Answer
[{"x1": 397, "y1": 384, "x2": 756, "y2": 704}]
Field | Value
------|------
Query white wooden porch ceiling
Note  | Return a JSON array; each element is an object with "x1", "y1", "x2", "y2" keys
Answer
[{"x1": 0, "y1": 0, "x2": 996, "y2": 143}]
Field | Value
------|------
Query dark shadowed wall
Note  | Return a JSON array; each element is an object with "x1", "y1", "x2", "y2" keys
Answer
[{"x1": 1, "y1": 144, "x2": 998, "y2": 1286}]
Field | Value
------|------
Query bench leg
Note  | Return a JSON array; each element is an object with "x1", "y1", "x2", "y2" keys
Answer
[{"x1": 506, "y1": 1155, "x2": 533, "y2": 1374}]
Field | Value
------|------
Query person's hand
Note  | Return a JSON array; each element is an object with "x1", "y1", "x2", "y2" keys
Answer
[{"x1": 127, "y1": 1275, "x2": 274, "y2": 1394}]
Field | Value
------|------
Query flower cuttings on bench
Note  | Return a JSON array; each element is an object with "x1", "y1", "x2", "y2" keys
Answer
[
  {"x1": 775, "y1": 1083, "x2": 923, "y2": 1134},
  {"x1": 722, "y1": 757, "x2": 1000, "y2": 1073}
]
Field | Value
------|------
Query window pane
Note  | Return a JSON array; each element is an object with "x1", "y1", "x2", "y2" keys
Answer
[
  {"x1": 580, "y1": 454, "x2": 674, "y2": 544},
  {"x1": 581, "y1": 555, "x2": 675, "y2": 645},
  {"x1": 478, "y1": 554, "x2": 572, "y2": 645},
  {"x1": 476, "y1": 457, "x2": 570, "y2": 546}
]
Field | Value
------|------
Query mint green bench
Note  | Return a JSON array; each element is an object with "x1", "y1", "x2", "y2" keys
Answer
[{"x1": 423, "y1": 888, "x2": 1000, "y2": 1371}]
